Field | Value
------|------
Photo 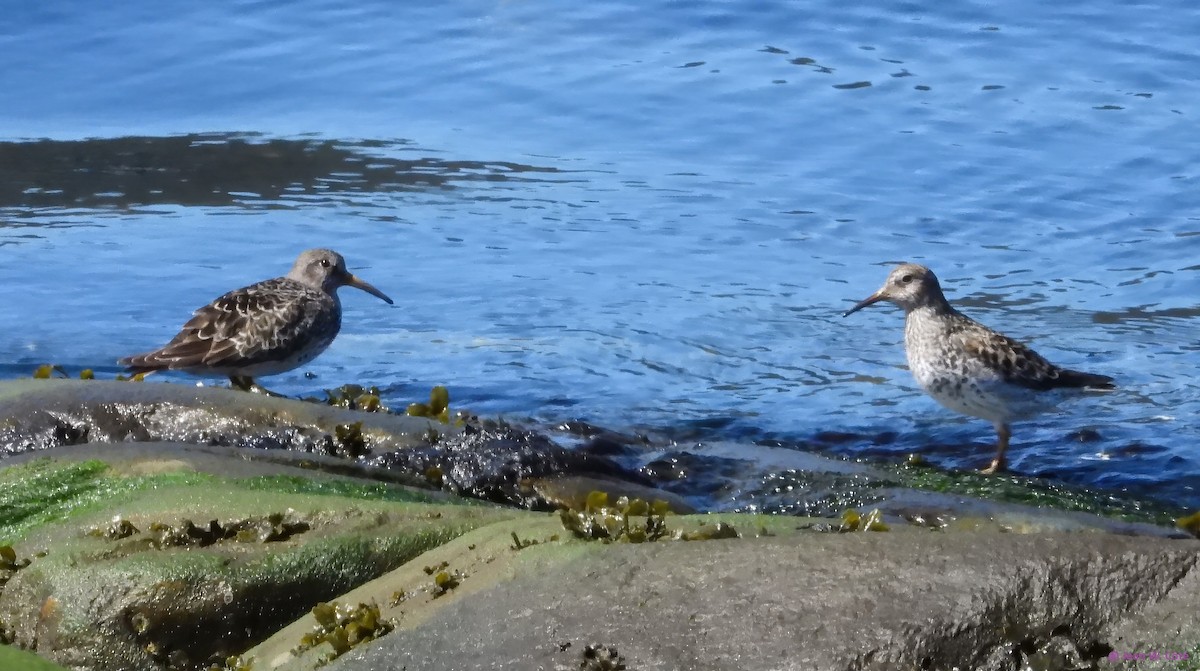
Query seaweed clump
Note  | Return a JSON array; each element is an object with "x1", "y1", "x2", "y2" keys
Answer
[
  {"x1": 801, "y1": 508, "x2": 890, "y2": 533},
  {"x1": 839, "y1": 508, "x2": 890, "y2": 532},
  {"x1": 32, "y1": 364, "x2": 98, "y2": 380},
  {"x1": 1177, "y1": 510, "x2": 1200, "y2": 539},
  {"x1": 330, "y1": 422, "x2": 369, "y2": 458},
  {"x1": 432, "y1": 569, "x2": 461, "y2": 598},
  {"x1": 406, "y1": 385, "x2": 461, "y2": 425},
  {"x1": 207, "y1": 655, "x2": 255, "y2": 671},
  {"x1": 678, "y1": 521, "x2": 739, "y2": 541},
  {"x1": 510, "y1": 530, "x2": 559, "y2": 550},
  {"x1": 295, "y1": 601, "x2": 394, "y2": 663},
  {"x1": 580, "y1": 644, "x2": 627, "y2": 671},
  {"x1": 0, "y1": 546, "x2": 31, "y2": 588},
  {"x1": 560, "y1": 491, "x2": 675, "y2": 543},
  {"x1": 317, "y1": 384, "x2": 388, "y2": 413},
  {"x1": 418, "y1": 560, "x2": 465, "y2": 597},
  {"x1": 88, "y1": 513, "x2": 311, "y2": 548},
  {"x1": 86, "y1": 516, "x2": 140, "y2": 540}
]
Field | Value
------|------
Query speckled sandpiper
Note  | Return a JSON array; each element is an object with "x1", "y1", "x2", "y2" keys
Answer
[
  {"x1": 843, "y1": 263, "x2": 1114, "y2": 474},
  {"x1": 119, "y1": 248, "x2": 393, "y2": 394}
]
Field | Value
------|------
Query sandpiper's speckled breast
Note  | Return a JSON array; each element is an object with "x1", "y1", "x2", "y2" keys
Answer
[{"x1": 904, "y1": 307, "x2": 1042, "y2": 424}]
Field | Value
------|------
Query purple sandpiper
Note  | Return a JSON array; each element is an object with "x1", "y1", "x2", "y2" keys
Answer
[
  {"x1": 119, "y1": 248, "x2": 392, "y2": 394},
  {"x1": 844, "y1": 263, "x2": 1114, "y2": 473}
]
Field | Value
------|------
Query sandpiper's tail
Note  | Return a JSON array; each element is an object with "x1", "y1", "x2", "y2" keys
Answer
[{"x1": 1058, "y1": 369, "x2": 1115, "y2": 390}]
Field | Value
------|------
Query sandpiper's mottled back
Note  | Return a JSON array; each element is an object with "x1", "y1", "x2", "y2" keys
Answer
[
  {"x1": 119, "y1": 248, "x2": 393, "y2": 394},
  {"x1": 844, "y1": 263, "x2": 1114, "y2": 473}
]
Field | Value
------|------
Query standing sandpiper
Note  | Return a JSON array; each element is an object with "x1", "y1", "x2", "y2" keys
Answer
[
  {"x1": 119, "y1": 248, "x2": 393, "y2": 394},
  {"x1": 843, "y1": 263, "x2": 1114, "y2": 474}
]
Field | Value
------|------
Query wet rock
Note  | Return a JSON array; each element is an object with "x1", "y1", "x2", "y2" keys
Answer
[
  {"x1": 523, "y1": 475, "x2": 697, "y2": 514},
  {"x1": 0, "y1": 381, "x2": 673, "y2": 512},
  {"x1": 0, "y1": 380, "x2": 445, "y2": 457},
  {"x1": 367, "y1": 421, "x2": 656, "y2": 510}
]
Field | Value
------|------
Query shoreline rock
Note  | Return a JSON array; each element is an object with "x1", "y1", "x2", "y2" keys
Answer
[
  {"x1": 0, "y1": 379, "x2": 1196, "y2": 671},
  {"x1": 324, "y1": 531, "x2": 1200, "y2": 671}
]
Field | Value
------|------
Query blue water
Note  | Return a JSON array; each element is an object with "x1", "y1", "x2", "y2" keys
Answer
[{"x1": 1, "y1": 0, "x2": 1197, "y2": 509}]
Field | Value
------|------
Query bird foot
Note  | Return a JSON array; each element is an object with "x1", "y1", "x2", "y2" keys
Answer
[
  {"x1": 979, "y1": 458, "x2": 1007, "y2": 475},
  {"x1": 246, "y1": 383, "x2": 287, "y2": 398},
  {"x1": 229, "y1": 376, "x2": 287, "y2": 398}
]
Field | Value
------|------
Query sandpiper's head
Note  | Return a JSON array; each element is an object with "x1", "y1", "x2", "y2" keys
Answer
[
  {"x1": 843, "y1": 263, "x2": 947, "y2": 316},
  {"x1": 288, "y1": 249, "x2": 394, "y2": 304}
]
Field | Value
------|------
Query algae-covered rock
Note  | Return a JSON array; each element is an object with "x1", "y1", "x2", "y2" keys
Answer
[
  {"x1": 0, "y1": 456, "x2": 521, "y2": 671},
  {"x1": 0, "y1": 644, "x2": 72, "y2": 670}
]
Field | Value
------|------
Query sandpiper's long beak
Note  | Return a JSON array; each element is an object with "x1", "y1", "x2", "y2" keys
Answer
[
  {"x1": 843, "y1": 290, "x2": 885, "y2": 317},
  {"x1": 342, "y1": 273, "x2": 394, "y2": 305}
]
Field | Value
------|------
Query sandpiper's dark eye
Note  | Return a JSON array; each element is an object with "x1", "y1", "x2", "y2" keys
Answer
[
  {"x1": 900, "y1": 273, "x2": 914, "y2": 284},
  {"x1": 320, "y1": 259, "x2": 331, "y2": 268}
]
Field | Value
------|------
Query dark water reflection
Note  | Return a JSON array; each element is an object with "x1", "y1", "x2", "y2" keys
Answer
[{"x1": 0, "y1": 134, "x2": 568, "y2": 213}]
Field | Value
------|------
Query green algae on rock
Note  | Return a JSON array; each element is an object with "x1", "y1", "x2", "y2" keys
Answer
[
  {"x1": 0, "y1": 454, "x2": 518, "y2": 671},
  {"x1": 0, "y1": 459, "x2": 126, "y2": 542},
  {"x1": 885, "y1": 460, "x2": 1186, "y2": 527},
  {"x1": 0, "y1": 643, "x2": 72, "y2": 671}
]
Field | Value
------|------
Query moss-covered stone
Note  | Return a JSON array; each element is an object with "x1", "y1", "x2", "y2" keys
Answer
[
  {"x1": 0, "y1": 643, "x2": 72, "y2": 670},
  {"x1": 885, "y1": 461, "x2": 1183, "y2": 527},
  {"x1": 0, "y1": 456, "x2": 521, "y2": 671}
]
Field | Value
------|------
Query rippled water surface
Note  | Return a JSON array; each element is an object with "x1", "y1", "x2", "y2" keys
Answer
[{"x1": 1, "y1": 0, "x2": 1197, "y2": 508}]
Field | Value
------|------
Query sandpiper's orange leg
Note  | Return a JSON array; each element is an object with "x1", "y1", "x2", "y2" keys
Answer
[{"x1": 981, "y1": 423, "x2": 1010, "y2": 474}]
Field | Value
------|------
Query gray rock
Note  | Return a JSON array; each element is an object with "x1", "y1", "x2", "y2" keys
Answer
[
  {"x1": 1104, "y1": 563, "x2": 1200, "y2": 668},
  {"x1": 328, "y1": 532, "x2": 1199, "y2": 671}
]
